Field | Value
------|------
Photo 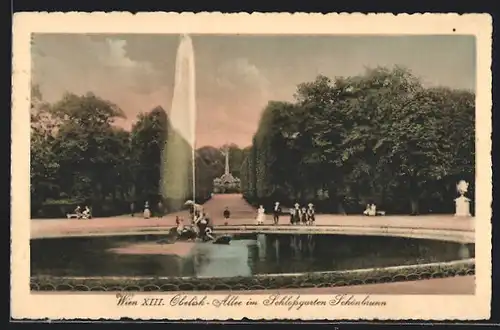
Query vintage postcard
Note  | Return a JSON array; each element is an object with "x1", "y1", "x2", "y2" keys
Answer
[{"x1": 11, "y1": 12, "x2": 492, "y2": 321}]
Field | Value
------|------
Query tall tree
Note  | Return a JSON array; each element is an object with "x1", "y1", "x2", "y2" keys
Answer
[
  {"x1": 131, "y1": 106, "x2": 169, "y2": 200},
  {"x1": 50, "y1": 92, "x2": 126, "y2": 202},
  {"x1": 30, "y1": 84, "x2": 60, "y2": 207},
  {"x1": 241, "y1": 66, "x2": 475, "y2": 214}
]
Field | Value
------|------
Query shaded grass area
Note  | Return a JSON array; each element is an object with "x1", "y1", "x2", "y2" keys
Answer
[{"x1": 31, "y1": 259, "x2": 474, "y2": 292}]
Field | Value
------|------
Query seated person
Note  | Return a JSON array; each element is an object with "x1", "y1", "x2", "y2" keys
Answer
[
  {"x1": 363, "y1": 204, "x2": 370, "y2": 216},
  {"x1": 82, "y1": 206, "x2": 91, "y2": 219},
  {"x1": 363, "y1": 204, "x2": 377, "y2": 216},
  {"x1": 176, "y1": 216, "x2": 185, "y2": 235},
  {"x1": 196, "y1": 213, "x2": 209, "y2": 235},
  {"x1": 204, "y1": 226, "x2": 215, "y2": 241},
  {"x1": 67, "y1": 205, "x2": 83, "y2": 219}
]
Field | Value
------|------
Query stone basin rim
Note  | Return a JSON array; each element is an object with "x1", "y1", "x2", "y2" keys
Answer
[
  {"x1": 33, "y1": 258, "x2": 474, "y2": 282},
  {"x1": 31, "y1": 225, "x2": 475, "y2": 244}
]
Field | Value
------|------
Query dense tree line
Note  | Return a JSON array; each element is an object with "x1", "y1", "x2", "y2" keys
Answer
[
  {"x1": 240, "y1": 67, "x2": 475, "y2": 215},
  {"x1": 30, "y1": 88, "x2": 230, "y2": 218}
]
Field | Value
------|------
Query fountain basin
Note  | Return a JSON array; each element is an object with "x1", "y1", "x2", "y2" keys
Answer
[{"x1": 30, "y1": 233, "x2": 475, "y2": 291}]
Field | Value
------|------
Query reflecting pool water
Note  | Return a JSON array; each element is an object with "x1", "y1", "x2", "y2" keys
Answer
[{"x1": 31, "y1": 234, "x2": 474, "y2": 278}]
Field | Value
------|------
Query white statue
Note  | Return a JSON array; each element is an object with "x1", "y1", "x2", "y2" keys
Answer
[
  {"x1": 454, "y1": 180, "x2": 471, "y2": 217},
  {"x1": 457, "y1": 180, "x2": 469, "y2": 196}
]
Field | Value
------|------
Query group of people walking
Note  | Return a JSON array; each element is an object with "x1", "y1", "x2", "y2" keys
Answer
[
  {"x1": 255, "y1": 201, "x2": 316, "y2": 226},
  {"x1": 288, "y1": 202, "x2": 316, "y2": 225}
]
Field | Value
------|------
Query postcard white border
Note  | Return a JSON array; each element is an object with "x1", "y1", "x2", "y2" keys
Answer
[{"x1": 11, "y1": 12, "x2": 492, "y2": 320}]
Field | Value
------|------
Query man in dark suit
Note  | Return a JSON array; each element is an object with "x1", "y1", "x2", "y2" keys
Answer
[{"x1": 272, "y1": 202, "x2": 282, "y2": 225}]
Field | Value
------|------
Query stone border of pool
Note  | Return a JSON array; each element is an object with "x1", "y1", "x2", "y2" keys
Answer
[
  {"x1": 31, "y1": 223, "x2": 474, "y2": 244},
  {"x1": 31, "y1": 259, "x2": 475, "y2": 292}
]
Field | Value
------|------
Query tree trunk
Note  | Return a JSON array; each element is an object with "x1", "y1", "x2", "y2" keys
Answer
[
  {"x1": 410, "y1": 198, "x2": 419, "y2": 215},
  {"x1": 337, "y1": 201, "x2": 346, "y2": 215}
]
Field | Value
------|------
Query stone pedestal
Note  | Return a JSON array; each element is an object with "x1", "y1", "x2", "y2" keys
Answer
[{"x1": 454, "y1": 196, "x2": 471, "y2": 217}]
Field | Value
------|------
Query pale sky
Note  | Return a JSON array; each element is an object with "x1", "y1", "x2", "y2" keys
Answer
[{"x1": 31, "y1": 34, "x2": 476, "y2": 148}]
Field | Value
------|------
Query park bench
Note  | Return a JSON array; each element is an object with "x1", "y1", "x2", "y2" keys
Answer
[{"x1": 363, "y1": 208, "x2": 386, "y2": 216}]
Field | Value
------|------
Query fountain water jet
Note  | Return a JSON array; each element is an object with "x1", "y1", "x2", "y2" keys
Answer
[{"x1": 161, "y1": 34, "x2": 197, "y2": 205}]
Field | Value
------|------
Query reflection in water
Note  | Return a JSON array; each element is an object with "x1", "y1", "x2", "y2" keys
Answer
[
  {"x1": 257, "y1": 234, "x2": 266, "y2": 261},
  {"x1": 274, "y1": 237, "x2": 280, "y2": 263},
  {"x1": 31, "y1": 234, "x2": 475, "y2": 278},
  {"x1": 307, "y1": 234, "x2": 315, "y2": 259},
  {"x1": 192, "y1": 241, "x2": 253, "y2": 277}
]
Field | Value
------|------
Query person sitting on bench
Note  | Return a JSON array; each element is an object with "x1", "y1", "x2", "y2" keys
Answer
[
  {"x1": 363, "y1": 203, "x2": 386, "y2": 216},
  {"x1": 66, "y1": 205, "x2": 82, "y2": 219},
  {"x1": 82, "y1": 206, "x2": 92, "y2": 219}
]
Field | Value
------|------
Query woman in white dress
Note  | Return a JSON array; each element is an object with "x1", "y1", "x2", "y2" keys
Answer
[
  {"x1": 256, "y1": 205, "x2": 266, "y2": 225},
  {"x1": 143, "y1": 201, "x2": 151, "y2": 219}
]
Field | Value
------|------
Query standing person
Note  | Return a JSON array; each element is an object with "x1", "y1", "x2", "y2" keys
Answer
[
  {"x1": 301, "y1": 207, "x2": 308, "y2": 225},
  {"x1": 256, "y1": 205, "x2": 266, "y2": 225},
  {"x1": 157, "y1": 200, "x2": 164, "y2": 218},
  {"x1": 307, "y1": 203, "x2": 315, "y2": 225},
  {"x1": 293, "y1": 203, "x2": 301, "y2": 225},
  {"x1": 143, "y1": 201, "x2": 151, "y2": 219},
  {"x1": 223, "y1": 207, "x2": 231, "y2": 222},
  {"x1": 130, "y1": 202, "x2": 135, "y2": 217},
  {"x1": 289, "y1": 207, "x2": 295, "y2": 225},
  {"x1": 272, "y1": 202, "x2": 282, "y2": 225}
]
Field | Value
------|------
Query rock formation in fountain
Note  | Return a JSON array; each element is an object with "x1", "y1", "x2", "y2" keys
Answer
[{"x1": 161, "y1": 34, "x2": 197, "y2": 203}]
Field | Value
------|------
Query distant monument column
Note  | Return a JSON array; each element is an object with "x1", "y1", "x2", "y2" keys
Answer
[
  {"x1": 213, "y1": 145, "x2": 241, "y2": 194},
  {"x1": 454, "y1": 180, "x2": 472, "y2": 217},
  {"x1": 224, "y1": 146, "x2": 230, "y2": 175}
]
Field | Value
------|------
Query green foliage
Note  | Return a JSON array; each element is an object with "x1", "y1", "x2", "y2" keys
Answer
[
  {"x1": 241, "y1": 66, "x2": 475, "y2": 214},
  {"x1": 30, "y1": 92, "x2": 215, "y2": 217}
]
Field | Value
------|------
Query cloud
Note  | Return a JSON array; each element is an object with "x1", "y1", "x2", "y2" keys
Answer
[
  {"x1": 32, "y1": 34, "x2": 171, "y2": 127},
  {"x1": 193, "y1": 57, "x2": 271, "y2": 147},
  {"x1": 31, "y1": 34, "x2": 475, "y2": 148},
  {"x1": 214, "y1": 57, "x2": 270, "y2": 98}
]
